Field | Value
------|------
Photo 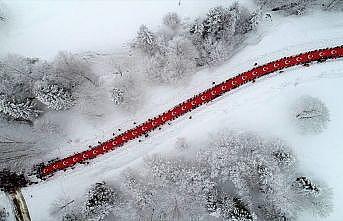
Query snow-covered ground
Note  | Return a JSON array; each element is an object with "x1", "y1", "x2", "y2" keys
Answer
[
  {"x1": 1, "y1": 1, "x2": 343, "y2": 221},
  {"x1": 1, "y1": 0, "x2": 253, "y2": 59}
]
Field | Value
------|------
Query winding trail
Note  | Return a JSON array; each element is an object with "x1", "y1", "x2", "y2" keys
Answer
[{"x1": 40, "y1": 46, "x2": 343, "y2": 177}]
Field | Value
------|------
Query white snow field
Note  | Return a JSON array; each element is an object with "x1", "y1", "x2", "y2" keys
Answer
[{"x1": 1, "y1": 1, "x2": 343, "y2": 221}]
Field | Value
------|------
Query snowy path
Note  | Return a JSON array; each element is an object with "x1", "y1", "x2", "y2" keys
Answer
[{"x1": 41, "y1": 46, "x2": 343, "y2": 177}]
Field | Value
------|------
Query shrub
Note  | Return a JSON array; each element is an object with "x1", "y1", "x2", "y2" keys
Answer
[{"x1": 190, "y1": 4, "x2": 258, "y2": 65}]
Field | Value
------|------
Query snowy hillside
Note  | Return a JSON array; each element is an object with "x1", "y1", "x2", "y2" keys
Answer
[{"x1": 0, "y1": 1, "x2": 342, "y2": 221}]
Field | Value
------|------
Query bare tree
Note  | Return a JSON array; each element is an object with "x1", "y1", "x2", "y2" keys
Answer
[{"x1": 292, "y1": 95, "x2": 330, "y2": 134}]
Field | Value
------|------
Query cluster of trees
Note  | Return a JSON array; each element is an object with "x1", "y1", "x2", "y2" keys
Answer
[
  {"x1": 189, "y1": 3, "x2": 258, "y2": 66},
  {"x1": 111, "y1": 3, "x2": 258, "y2": 110},
  {"x1": 0, "y1": 53, "x2": 95, "y2": 173},
  {"x1": 53, "y1": 182, "x2": 125, "y2": 221},
  {"x1": 111, "y1": 0, "x2": 342, "y2": 110},
  {"x1": 0, "y1": 53, "x2": 94, "y2": 123},
  {"x1": 255, "y1": 0, "x2": 343, "y2": 15},
  {"x1": 131, "y1": 13, "x2": 198, "y2": 84},
  {"x1": 128, "y1": 4, "x2": 258, "y2": 84},
  {"x1": 292, "y1": 95, "x2": 330, "y2": 134},
  {"x1": 53, "y1": 132, "x2": 332, "y2": 221}
]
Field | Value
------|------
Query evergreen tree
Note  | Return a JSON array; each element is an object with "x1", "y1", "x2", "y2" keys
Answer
[
  {"x1": 112, "y1": 88, "x2": 124, "y2": 105},
  {"x1": 202, "y1": 6, "x2": 237, "y2": 42},
  {"x1": 293, "y1": 176, "x2": 320, "y2": 195},
  {"x1": 292, "y1": 176, "x2": 333, "y2": 217},
  {"x1": 233, "y1": 3, "x2": 258, "y2": 35},
  {"x1": 189, "y1": 5, "x2": 257, "y2": 66},
  {"x1": 205, "y1": 186, "x2": 224, "y2": 215},
  {"x1": 33, "y1": 81, "x2": 75, "y2": 111},
  {"x1": 0, "y1": 95, "x2": 40, "y2": 122},
  {"x1": 85, "y1": 182, "x2": 119, "y2": 220},
  {"x1": 272, "y1": 147, "x2": 296, "y2": 170},
  {"x1": 227, "y1": 198, "x2": 255, "y2": 221}
]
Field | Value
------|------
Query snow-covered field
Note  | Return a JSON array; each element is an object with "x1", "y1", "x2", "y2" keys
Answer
[{"x1": 1, "y1": 1, "x2": 343, "y2": 221}]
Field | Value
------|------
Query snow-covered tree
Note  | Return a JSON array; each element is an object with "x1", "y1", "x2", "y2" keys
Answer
[
  {"x1": 255, "y1": 0, "x2": 313, "y2": 15},
  {"x1": 84, "y1": 182, "x2": 123, "y2": 220},
  {"x1": 33, "y1": 80, "x2": 75, "y2": 111},
  {"x1": 146, "y1": 35, "x2": 198, "y2": 83},
  {"x1": 0, "y1": 55, "x2": 49, "y2": 122},
  {"x1": 132, "y1": 25, "x2": 161, "y2": 56},
  {"x1": 0, "y1": 95, "x2": 41, "y2": 122},
  {"x1": 292, "y1": 176, "x2": 333, "y2": 217},
  {"x1": 59, "y1": 131, "x2": 330, "y2": 221},
  {"x1": 190, "y1": 4, "x2": 257, "y2": 66},
  {"x1": 197, "y1": 131, "x2": 331, "y2": 220},
  {"x1": 292, "y1": 95, "x2": 330, "y2": 134},
  {"x1": 49, "y1": 195, "x2": 79, "y2": 221},
  {"x1": 0, "y1": 207, "x2": 8, "y2": 221},
  {"x1": 119, "y1": 155, "x2": 214, "y2": 220},
  {"x1": 0, "y1": 2, "x2": 7, "y2": 22},
  {"x1": 233, "y1": 3, "x2": 259, "y2": 35},
  {"x1": 163, "y1": 12, "x2": 181, "y2": 30},
  {"x1": 111, "y1": 76, "x2": 144, "y2": 112},
  {"x1": 121, "y1": 170, "x2": 159, "y2": 220},
  {"x1": 0, "y1": 55, "x2": 40, "y2": 97},
  {"x1": 164, "y1": 36, "x2": 198, "y2": 80},
  {"x1": 111, "y1": 88, "x2": 124, "y2": 105},
  {"x1": 203, "y1": 6, "x2": 237, "y2": 42},
  {"x1": 0, "y1": 1, "x2": 9, "y2": 31},
  {"x1": 201, "y1": 37, "x2": 230, "y2": 65},
  {"x1": 225, "y1": 197, "x2": 255, "y2": 221},
  {"x1": 52, "y1": 52, "x2": 95, "y2": 88}
]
